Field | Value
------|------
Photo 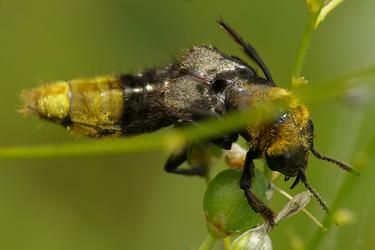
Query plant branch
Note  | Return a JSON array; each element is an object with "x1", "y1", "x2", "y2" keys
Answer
[
  {"x1": 0, "y1": 65, "x2": 374, "y2": 161},
  {"x1": 316, "y1": 0, "x2": 344, "y2": 28},
  {"x1": 291, "y1": 0, "x2": 325, "y2": 87},
  {"x1": 198, "y1": 234, "x2": 217, "y2": 250},
  {"x1": 223, "y1": 237, "x2": 231, "y2": 250}
]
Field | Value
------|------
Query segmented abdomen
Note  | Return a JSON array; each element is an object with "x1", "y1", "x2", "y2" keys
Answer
[{"x1": 21, "y1": 76, "x2": 126, "y2": 137}]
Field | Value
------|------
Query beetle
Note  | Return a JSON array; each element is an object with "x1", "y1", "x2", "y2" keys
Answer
[{"x1": 20, "y1": 20, "x2": 358, "y2": 225}]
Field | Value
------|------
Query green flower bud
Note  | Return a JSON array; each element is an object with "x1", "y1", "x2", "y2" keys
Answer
[{"x1": 203, "y1": 169, "x2": 268, "y2": 238}]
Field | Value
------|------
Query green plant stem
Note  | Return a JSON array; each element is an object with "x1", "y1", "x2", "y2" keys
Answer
[
  {"x1": 316, "y1": 0, "x2": 344, "y2": 28},
  {"x1": 0, "y1": 101, "x2": 290, "y2": 160},
  {"x1": 291, "y1": 0, "x2": 324, "y2": 87},
  {"x1": 0, "y1": 65, "x2": 374, "y2": 161},
  {"x1": 223, "y1": 237, "x2": 231, "y2": 250},
  {"x1": 198, "y1": 234, "x2": 217, "y2": 250}
]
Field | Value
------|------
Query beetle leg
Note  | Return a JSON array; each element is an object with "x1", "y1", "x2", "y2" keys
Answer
[
  {"x1": 299, "y1": 168, "x2": 329, "y2": 212},
  {"x1": 164, "y1": 145, "x2": 207, "y2": 176},
  {"x1": 211, "y1": 133, "x2": 238, "y2": 150},
  {"x1": 240, "y1": 151, "x2": 275, "y2": 226},
  {"x1": 290, "y1": 175, "x2": 301, "y2": 189}
]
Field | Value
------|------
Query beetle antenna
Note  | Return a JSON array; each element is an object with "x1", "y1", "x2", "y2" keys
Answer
[
  {"x1": 311, "y1": 148, "x2": 360, "y2": 175},
  {"x1": 217, "y1": 19, "x2": 274, "y2": 84}
]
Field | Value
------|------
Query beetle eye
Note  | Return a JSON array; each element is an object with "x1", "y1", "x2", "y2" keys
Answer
[
  {"x1": 211, "y1": 79, "x2": 227, "y2": 93},
  {"x1": 276, "y1": 113, "x2": 288, "y2": 123}
]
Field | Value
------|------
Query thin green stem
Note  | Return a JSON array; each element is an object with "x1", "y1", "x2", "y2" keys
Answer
[
  {"x1": 316, "y1": 0, "x2": 344, "y2": 28},
  {"x1": 0, "y1": 102, "x2": 289, "y2": 160},
  {"x1": 198, "y1": 234, "x2": 217, "y2": 250},
  {"x1": 223, "y1": 237, "x2": 231, "y2": 250},
  {"x1": 0, "y1": 133, "x2": 176, "y2": 160},
  {"x1": 0, "y1": 65, "x2": 374, "y2": 161},
  {"x1": 291, "y1": 0, "x2": 324, "y2": 87}
]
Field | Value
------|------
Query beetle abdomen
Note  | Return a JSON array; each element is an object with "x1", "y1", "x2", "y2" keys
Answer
[{"x1": 21, "y1": 76, "x2": 125, "y2": 137}]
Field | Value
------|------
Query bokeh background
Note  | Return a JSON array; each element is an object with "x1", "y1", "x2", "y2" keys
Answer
[{"x1": 0, "y1": 0, "x2": 374, "y2": 249}]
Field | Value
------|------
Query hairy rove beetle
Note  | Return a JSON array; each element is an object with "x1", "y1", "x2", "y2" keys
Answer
[{"x1": 20, "y1": 20, "x2": 359, "y2": 225}]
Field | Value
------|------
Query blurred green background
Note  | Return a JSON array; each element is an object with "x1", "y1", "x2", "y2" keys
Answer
[{"x1": 0, "y1": 0, "x2": 374, "y2": 249}]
